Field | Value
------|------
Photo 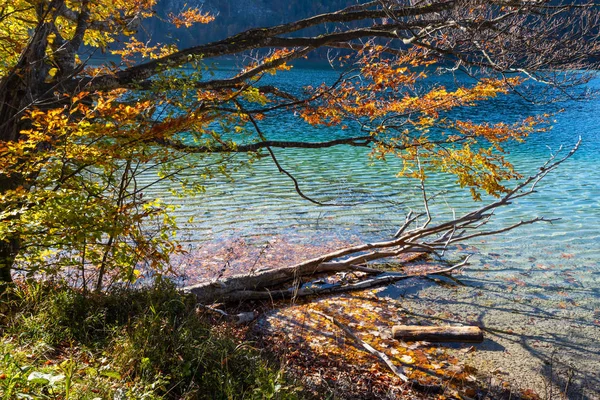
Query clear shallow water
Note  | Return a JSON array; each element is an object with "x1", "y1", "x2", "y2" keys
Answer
[
  {"x1": 140, "y1": 64, "x2": 600, "y2": 309},
  {"x1": 137, "y1": 64, "x2": 600, "y2": 393}
]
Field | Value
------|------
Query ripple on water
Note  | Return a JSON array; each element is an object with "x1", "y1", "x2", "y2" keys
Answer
[{"x1": 139, "y1": 67, "x2": 600, "y2": 395}]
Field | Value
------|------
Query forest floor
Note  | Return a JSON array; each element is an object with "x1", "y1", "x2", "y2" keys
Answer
[{"x1": 3, "y1": 235, "x2": 597, "y2": 399}]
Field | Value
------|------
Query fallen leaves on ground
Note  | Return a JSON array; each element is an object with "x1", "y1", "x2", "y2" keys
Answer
[{"x1": 255, "y1": 290, "x2": 535, "y2": 399}]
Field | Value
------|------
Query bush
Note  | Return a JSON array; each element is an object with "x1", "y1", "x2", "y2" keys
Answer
[{"x1": 0, "y1": 280, "x2": 298, "y2": 399}]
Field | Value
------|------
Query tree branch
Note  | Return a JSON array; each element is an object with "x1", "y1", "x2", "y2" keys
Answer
[
  {"x1": 155, "y1": 136, "x2": 374, "y2": 153},
  {"x1": 72, "y1": 2, "x2": 461, "y2": 91}
]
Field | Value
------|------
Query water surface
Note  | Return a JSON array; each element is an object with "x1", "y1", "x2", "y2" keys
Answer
[
  {"x1": 144, "y1": 64, "x2": 599, "y2": 300},
  {"x1": 140, "y1": 64, "x2": 600, "y2": 393}
]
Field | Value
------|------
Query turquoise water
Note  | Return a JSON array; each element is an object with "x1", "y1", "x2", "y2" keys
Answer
[
  {"x1": 142, "y1": 64, "x2": 600, "y2": 305},
  {"x1": 137, "y1": 64, "x2": 600, "y2": 393}
]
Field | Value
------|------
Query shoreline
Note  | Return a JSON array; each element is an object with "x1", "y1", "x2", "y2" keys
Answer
[
  {"x1": 172, "y1": 237, "x2": 600, "y2": 398},
  {"x1": 388, "y1": 276, "x2": 600, "y2": 398}
]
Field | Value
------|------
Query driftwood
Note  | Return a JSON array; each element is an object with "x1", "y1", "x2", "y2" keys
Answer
[
  {"x1": 312, "y1": 310, "x2": 409, "y2": 382},
  {"x1": 191, "y1": 257, "x2": 470, "y2": 303},
  {"x1": 392, "y1": 325, "x2": 484, "y2": 343},
  {"x1": 196, "y1": 304, "x2": 258, "y2": 324},
  {"x1": 185, "y1": 141, "x2": 579, "y2": 305}
]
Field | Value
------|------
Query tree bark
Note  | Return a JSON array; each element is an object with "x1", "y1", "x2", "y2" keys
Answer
[
  {"x1": 0, "y1": 239, "x2": 17, "y2": 285},
  {"x1": 392, "y1": 325, "x2": 483, "y2": 343},
  {"x1": 0, "y1": 13, "x2": 53, "y2": 283},
  {"x1": 185, "y1": 262, "x2": 383, "y2": 303},
  {"x1": 0, "y1": 78, "x2": 26, "y2": 284}
]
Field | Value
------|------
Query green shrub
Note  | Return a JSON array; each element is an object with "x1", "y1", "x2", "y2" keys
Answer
[{"x1": 0, "y1": 280, "x2": 299, "y2": 399}]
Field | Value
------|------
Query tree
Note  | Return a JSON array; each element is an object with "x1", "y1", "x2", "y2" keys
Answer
[{"x1": 0, "y1": 0, "x2": 598, "y2": 294}]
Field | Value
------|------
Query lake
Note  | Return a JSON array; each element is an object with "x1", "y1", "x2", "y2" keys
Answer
[{"x1": 140, "y1": 63, "x2": 600, "y2": 395}]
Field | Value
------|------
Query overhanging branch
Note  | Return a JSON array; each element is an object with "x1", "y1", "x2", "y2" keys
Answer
[
  {"x1": 71, "y1": 2, "x2": 461, "y2": 91},
  {"x1": 155, "y1": 136, "x2": 374, "y2": 153}
]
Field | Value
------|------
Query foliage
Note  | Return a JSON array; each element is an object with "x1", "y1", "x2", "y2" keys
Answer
[
  {"x1": 0, "y1": 0, "x2": 595, "y2": 286},
  {"x1": 0, "y1": 280, "x2": 298, "y2": 399},
  {"x1": 0, "y1": 0, "x2": 155, "y2": 76},
  {"x1": 0, "y1": 3, "x2": 596, "y2": 398},
  {"x1": 0, "y1": 0, "x2": 218, "y2": 289},
  {"x1": 300, "y1": 48, "x2": 550, "y2": 199}
]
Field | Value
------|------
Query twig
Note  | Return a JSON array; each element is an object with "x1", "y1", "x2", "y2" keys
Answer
[{"x1": 311, "y1": 310, "x2": 409, "y2": 382}]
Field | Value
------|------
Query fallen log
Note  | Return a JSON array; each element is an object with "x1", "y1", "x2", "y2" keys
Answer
[
  {"x1": 202, "y1": 258, "x2": 470, "y2": 302},
  {"x1": 185, "y1": 261, "x2": 386, "y2": 304},
  {"x1": 392, "y1": 325, "x2": 483, "y2": 343}
]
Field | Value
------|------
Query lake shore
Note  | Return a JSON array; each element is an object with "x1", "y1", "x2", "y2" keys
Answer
[
  {"x1": 251, "y1": 273, "x2": 599, "y2": 399},
  {"x1": 387, "y1": 275, "x2": 600, "y2": 399},
  {"x1": 174, "y1": 237, "x2": 600, "y2": 399}
]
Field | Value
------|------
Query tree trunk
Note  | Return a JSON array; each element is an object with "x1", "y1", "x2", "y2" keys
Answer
[
  {"x1": 0, "y1": 239, "x2": 18, "y2": 285},
  {"x1": 0, "y1": 17, "x2": 52, "y2": 284},
  {"x1": 0, "y1": 84, "x2": 24, "y2": 284},
  {"x1": 0, "y1": 79, "x2": 27, "y2": 285},
  {"x1": 0, "y1": 73, "x2": 34, "y2": 285}
]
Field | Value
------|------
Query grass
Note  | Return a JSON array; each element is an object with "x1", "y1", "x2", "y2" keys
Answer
[{"x1": 0, "y1": 279, "x2": 299, "y2": 399}]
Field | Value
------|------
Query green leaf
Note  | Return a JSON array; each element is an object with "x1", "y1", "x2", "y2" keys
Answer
[
  {"x1": 100, "y1": 370, "x2": 121, "y2": 379},
  {"x1": 27, "y1": 371, "x2": 64, "y2": 386},
  {"x1": 27, "y1": 371, "x2": 50, "y2": 385}
]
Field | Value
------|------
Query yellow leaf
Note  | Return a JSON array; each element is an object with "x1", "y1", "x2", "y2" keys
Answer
[{"x1": 400, "y1": 355, "x2": 414, "y2": 364}]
